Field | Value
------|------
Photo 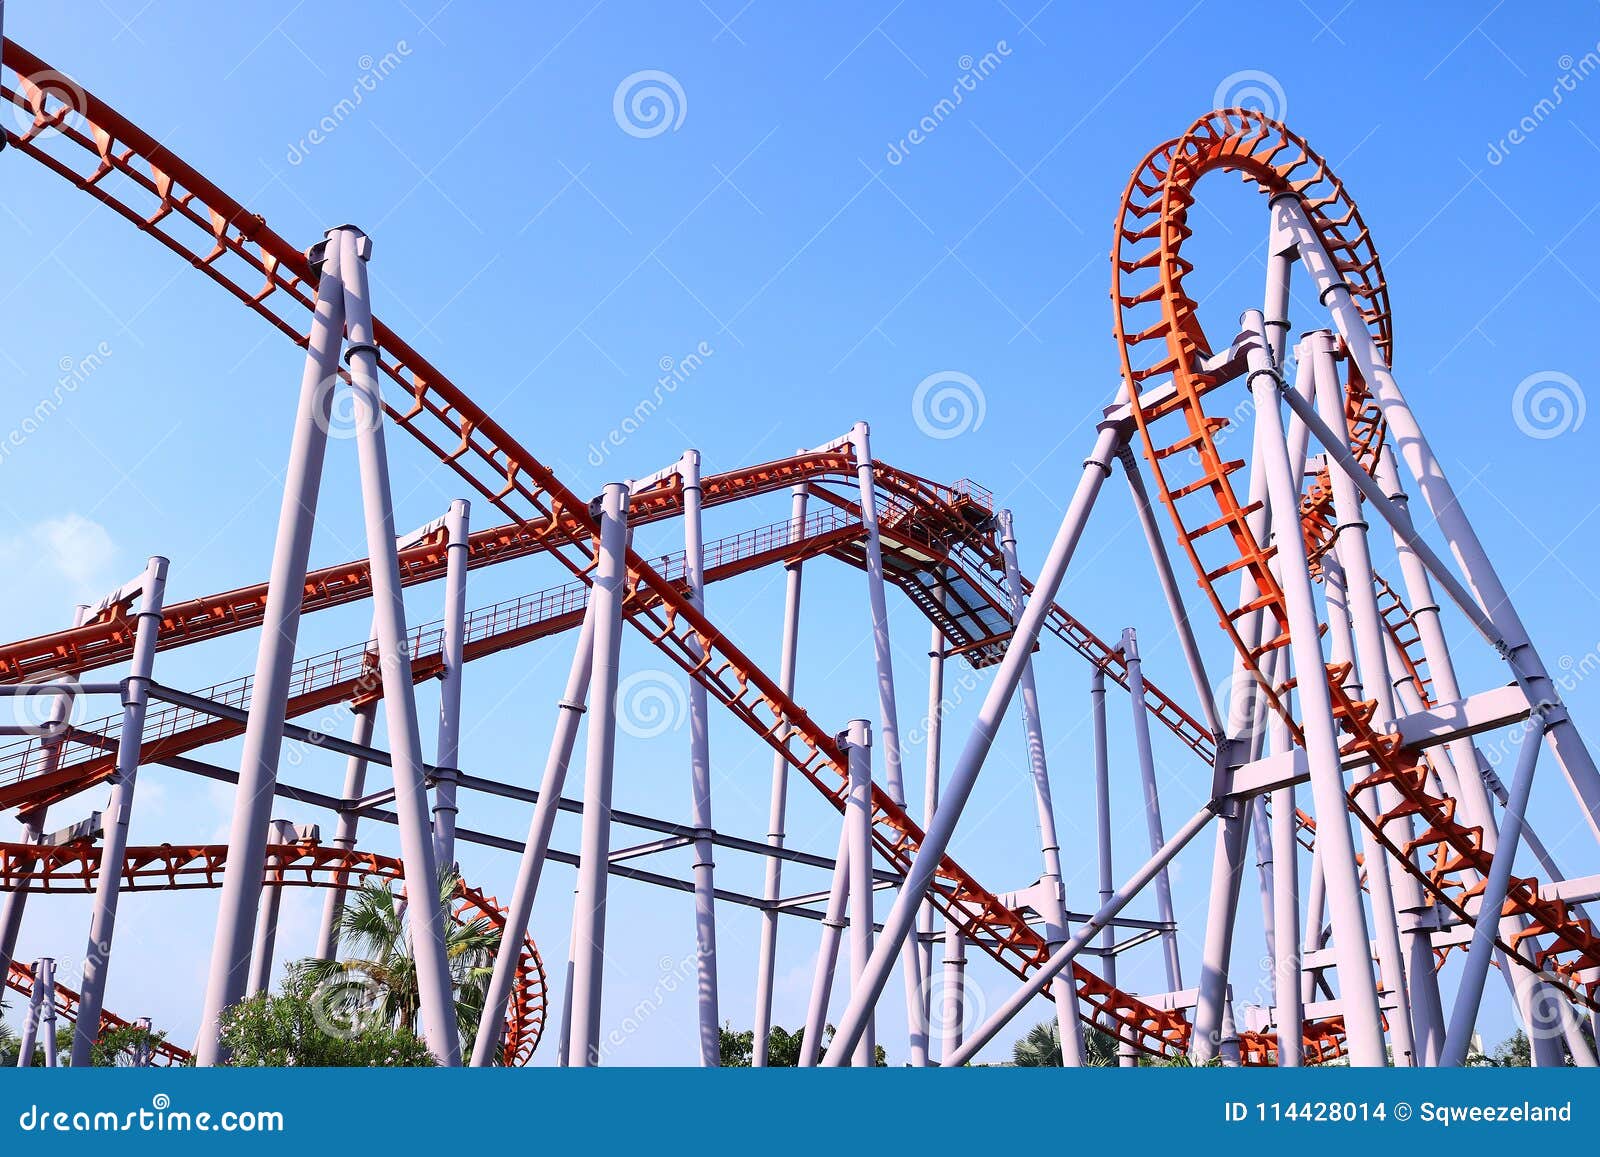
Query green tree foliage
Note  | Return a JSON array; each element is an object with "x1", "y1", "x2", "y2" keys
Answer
[
  {"x1": 1011, "y1": 1020, "x2": 1121, "y2": 1066},
  {"x1": 219, "y1": 973, "x2": 437, "y2": 1067},
  {"x1": 718, "y1": 1022, "x2": 885, "y2": 1066},
  {"x1": 291, "y1": 867, "x2": 500, "y2": 1060}
]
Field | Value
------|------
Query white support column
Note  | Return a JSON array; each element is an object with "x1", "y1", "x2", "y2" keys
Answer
[
  {"x1": 799, "y1": 823, "x2": 850, "y2": 1068},
  {"x1": 945, "y1": 806, "x2": 1218, "y2": 1067},
  {"x1": 38, "y1": 958, "x2": 58, "y2": 1068},
  {"x1": 247, "y1": 819, "x2": 297, "y2": 997},
  {"x1": 848, "y1": 421, "x2": 928, "y2": 1066},
  {"x1": 1091, "y1": 667, "x2": 1136, "y2": 1067},
  {"x1": 679, "y1": 449, "x2": 720, "y2": 1066},
  {"x1": 1306, "y1": 330, "x2": 1446, "y2": 1063},
  {"x1": 1322, "y1": 554, "x2": 1415, "y2": 1066},
  {"x1": 17, "y1": 957, "x2": 46, "y2": 1067},
  {"x1": 338, "y1": 226, "x2": 458, "y2": 1066},
  {"x1": 431, "y1": 498, "x2": 471, "y2": 870},
  {"x1": 940, "y1": 925, "x2": 966, "y2": 1065},
  {"x1": 1277, "y1": 196, "x2": 1600, "y2": 838},
  {"x1": 72, "y1": 555, "x2": 167, "y2": 1069},
  {"x1": 752, "y1": 481, "x2": 809, "y2": 1067},
  {"x1": 1241, "y1": 310, "x2": 1386, "y2": 1066},
  {"x1": 997, "y1": 510, "x2": 1085, "y2": 1066},
  {"x1": 918, "y1": 585, "x2": 947, "y2": 1048},
  {"x1": 1371, "y1": 448, "x2": 1566, "y2": 1067},
  {"x1": 1259, "y1": 645, "x2": 1303, "y2": 1066},
  {"x1": 843, "y1": 718, "x2": 877, "y2": 1067},
  {"x1": 314, "y1": 702, "x2": 376, "y2": 960},
  {"x1": 0, "y1": 605, "x2": 93, "y2": 986},
  {"x1": 196, "y1": 234, "x2": 347, "y2": 1066},
  {"x1": 1443, "y1": 710, "x2": 1548, "y2": 1065},
  {"x1": 470, "y1": 599, "x2": 598, "y2": 1066},
  {"x1": 1122, "y1": 627, "x2": 1183, "y2": 993},
  {"x1": 567, "y1": 482, "x2": 629, "y2": 1067},
  {"x1": 825, "y1": 413, "x2": 1126, "y2": 1063}
]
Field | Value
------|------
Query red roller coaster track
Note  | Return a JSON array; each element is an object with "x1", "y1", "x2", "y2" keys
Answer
[{"x1": 3, "y1": 38, "x2": 1577, "y2": 1069}]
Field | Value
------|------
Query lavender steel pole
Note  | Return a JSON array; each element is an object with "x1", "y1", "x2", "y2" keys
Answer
[
  {"x1": 849, "y1": 422, "x2": 928, "y2": 1065},
  {"x1": 1191, "y1": 353, "x2": 1295, "y2": 1062},
  {"x1": 1241, "y1": 310, "x2": 1386, "y2": 1065},
  {"x1": 945, "y1": 805, "x2": 1217, "y2": 1067},
  {"x1": 917, "y1": 587, "x2": 947, "y2": 1044},
  {"x1": 1307, "y1": 331, "x2": 1445, "y2": 1062},
  {"x1": 16, "y1": 958, "x2": 45, "y2": 1067},
  {"x1": 196, "y1": 236, "x2": 346, "y2": 1066},
  {"x1": 940, "y1": 926, "x2": 966, "y2": 1064},
  {"x1": 1443, "y1": 711, "x2": 1549, "y2": 1065},
  {"x1": 0, "y1": 807, "x2": 46, "y2": 986},
  {"x1": 72, "y1": 555, "x2": 168, "y2": 1069},
  {"x1": 1122, "y1": 627, "x2": 1182, "y2": 992},
  {"x1": 1302, "y1": 852, "x2": 1327, "y2": 1006},
  {"x1": 824, "y1": 415, "x2": 1126, "y2": 1063},
  {"x1": 1249, "y1": 798, "x2": 1278, "y2": 994},
  {"x1": 679, "y1": 449, "x2": 721, "y2": 1066},
  {"x1": 567, "y1": 482, "x2": 629, "y2": 1067},
  {"x1": 38, "y1": 959, "x2": 58, "y2": 1067},
  {"x1": 337, "y1": 226, "x2": 458, "y2": 1065},
  {"x1": 431, "y1": 498, "x2": 471, "y2": 870},
  {"x1": 1264, "y1": 648, "x2": 1303, "y2": 1067},
  {"x1": 1277, "y1": 197, "x2": 1600, "y2": 835},
  {"x1": 0, "y1": 606, "x2": 93, "y2": 985},
  {"x1": 1091, "y1": 667, "x2": 1135, "y2": 1066},
  {"x1": 1371, "y1": 448, "x2": 1566, "y2": 1066},
  {"x1": 752, "y1": 481, "x2": 809, "y2": 1067},
  {"x1": 1321, "y1": 558, "x2": 1415, "y2": 1064},
  {"x1": 798, "y1": 824, "x2": 850, "y2": 1068},
  {"x1": 997, "y1": 509, "x2": 1086, "y2": 1065},
  {"x1": 470, "y1": 600, "x2": 598, "y2": 1066},
  {"x1": 843, "y1": 718, "x2": 877, "y2": 1067},
  {"x1": 314, "y1": 702, "x2": 376, "y2": 960},
  {"x1": 1117, "y1": 447, "x2": 1222, "y2": 736},
  {"x1": 247, "y1": 820, "x2": 296, "y2": 997}
]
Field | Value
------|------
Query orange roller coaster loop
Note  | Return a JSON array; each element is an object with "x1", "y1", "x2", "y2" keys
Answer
[{"x1": 0, "y1": 839, "x2": 548, "y2": 1065}]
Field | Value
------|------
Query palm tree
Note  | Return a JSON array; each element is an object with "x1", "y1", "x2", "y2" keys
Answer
[
  {"x1": 1012, "y1": 1020, "x2": 1061, "y2": 1066},
  {"x1": 292, "y1": 867, "x2": 500, "y2": 1059},
  {"x1": 1012, "y1": 1020, "x2": 1120, "y2": 1067}
]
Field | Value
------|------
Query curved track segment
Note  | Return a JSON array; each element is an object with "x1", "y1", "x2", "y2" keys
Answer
[
  {"x1": 5, "y1": 958, "x2": 193, "y2": 1065},
  {"x1": 0, "y1": 39, "x2": 1203, "y2": 1058},
  {"x1": 0, "y1": 840, "x2": 548, "y2": 1065},
  {"x1": 1112, "y1": 109, "x2": 1599, "y2": 1060}
]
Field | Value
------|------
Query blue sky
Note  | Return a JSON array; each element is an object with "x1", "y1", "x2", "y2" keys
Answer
[{"x1": 3, "y1": 0, "x2": 1600, "y2": 1065}]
